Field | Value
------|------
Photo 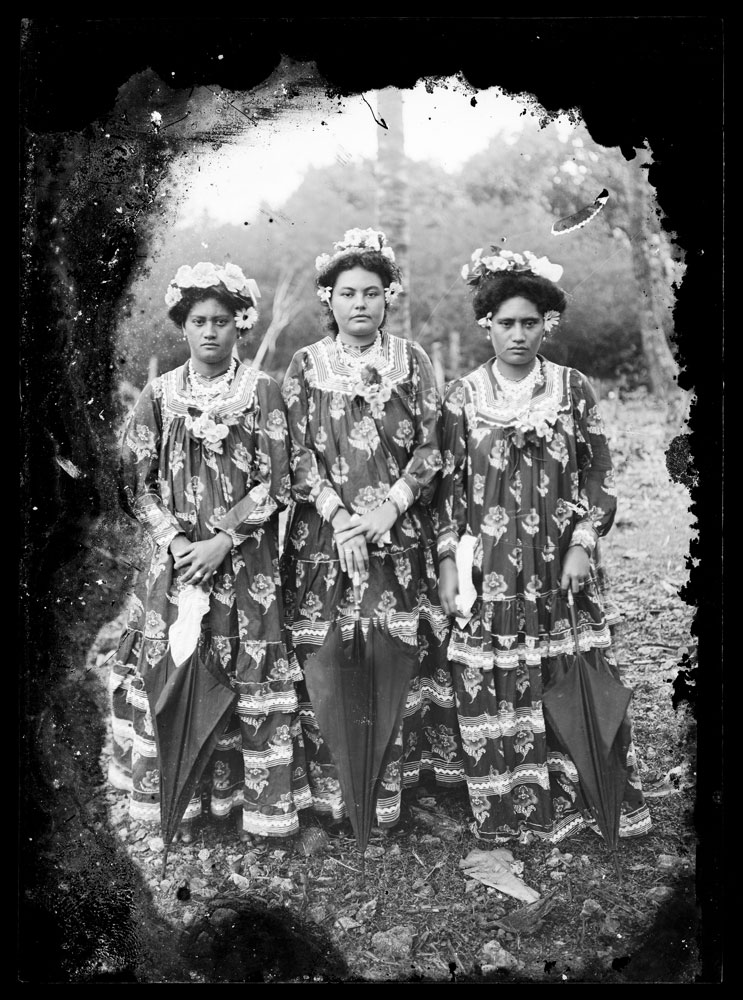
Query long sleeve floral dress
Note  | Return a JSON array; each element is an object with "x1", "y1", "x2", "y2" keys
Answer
[
  {"x1": 281, "y1": 332, "x2": 465, "y2": 828},
  {"x1": 108, "y1": 360, "x2": 311, "y2": 838},
  {"x1": 436, "y1": 356, "x2": 651, "y2": 843}
]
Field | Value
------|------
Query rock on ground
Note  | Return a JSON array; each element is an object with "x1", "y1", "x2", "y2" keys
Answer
[{"x1": 371, "y1": 924, "x2": 416, "y2": 960}]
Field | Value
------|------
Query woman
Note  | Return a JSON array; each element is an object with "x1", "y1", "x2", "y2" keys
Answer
[
  {"x1": 109, "y1": 261, "x2": 310, "y2": 844},
  {"x1": 437, "y1": 247, "x2": 651, "y2": 844},
  {"x1": 281, "y1": 228, "x2": 464, "y2": 831}
]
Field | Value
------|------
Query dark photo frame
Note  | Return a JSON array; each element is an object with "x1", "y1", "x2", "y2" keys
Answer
[{"x1": 19, "y1": 17, "x2": 724, "y2": 983}]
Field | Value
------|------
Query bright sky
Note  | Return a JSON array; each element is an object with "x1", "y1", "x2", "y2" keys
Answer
[{"x1": 170, "y1": 80, "x2": 575, "y2": 228}]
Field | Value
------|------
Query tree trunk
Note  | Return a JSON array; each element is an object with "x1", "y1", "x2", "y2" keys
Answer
[
  {"x1": 627, "y1": 164, "x2": 681, "y2": 402},
  {"x1": 448, "y1": 330, "x2": 462, "y2": 381},
  {"x1": 375, "y1": 89, "x2": 412, "y2": 340},
  {"x1": 430, "y1": 340, "x2": 445, "y2": 393}
]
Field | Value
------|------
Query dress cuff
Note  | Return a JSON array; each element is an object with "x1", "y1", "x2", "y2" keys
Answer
[
  {"x1": 160, "y1": 526, "x2": 184, "y2": 551},
  {"x1": 133, "y1": 495, "x2": 183, "y2": 549},
  {"x1": 316, "y1": 486, "x2": 344, "y2": 524},
  {"x1": 218, "y1": 527, "x2": 242, "y2": 548},
  {"x1": 437, "y1": 530, "x2": 459, "y2": 561},
  {"x1": 569, "y1": 521, "x2": 598, "y2": 555},
  {"x1": 385, "y1": 477, "x2": 416, "y2": 517}
]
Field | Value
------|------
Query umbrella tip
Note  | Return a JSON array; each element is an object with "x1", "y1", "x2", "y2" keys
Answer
[{"x1": 612, "y1": 852, "x2": 623, "y2": 883}]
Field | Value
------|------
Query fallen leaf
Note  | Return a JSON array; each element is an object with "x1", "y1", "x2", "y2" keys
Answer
[
  {"x1": 657, "y1": 854, "x2": 678, "y2": 870},
  {"x1": 409, "y1": 806, "x2": 463, "y2": 840},
  {"x1": 459, "y1": 849, "x2": 540, "y2": 903},
  {"x1": 335, "y1": 915, "x2": 361, "y2": 933},
  {"x1": 356, "y1": 899, "x2": 378, "y2": 923},
  {"x1": 299, "y1": 826, "x2": 329, "y2": 857},
  {"x1": 270, "y1": 876, "x2": 294, "y2": 892},
  {"x1": 230, "y1": 873, "x2": 250, "y2": 890},
  {"x1": 647, "y1": 886, "x2": 675, "y2": 905},
  {"x1": 481, "y1": 939, "x2": 521, "y2": 971},
  {"x1": 599, "y1": 915, "x2": 622, "y2": 941},
  {"x1": 579, "y1": 899, "x2": 605, "y2": 922},
  {"x1": 486, "y1": 891, "x2": 558, "y2": 945},
  {"x1": 307, "y1": 904, "x2": 327, "y2": 925}
]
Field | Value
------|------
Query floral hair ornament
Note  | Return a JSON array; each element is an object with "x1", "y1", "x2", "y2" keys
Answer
[
  {"x1": 543, "y1": 310, "x2": 561, "y2": 333},
  {"x1": 165, "y1": 261, "x2": 261, "y2": 331},
  {"x1": 315, "y1": 228, "x2": 403, "y2": 303},
  {"x1": 461, "y1": 248, "x2": 564, "y2": 286}
]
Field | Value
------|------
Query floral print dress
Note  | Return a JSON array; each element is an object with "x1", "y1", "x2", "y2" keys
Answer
[
  {"x1": 108, "y1": 361, "x2": 311, "y2": 838},
  {"x1": 281, "y1": 332, "x2": 465, "y2": 828},
  {"x1": 437, "y1": 357, "x2": 651, "y2": 843}
]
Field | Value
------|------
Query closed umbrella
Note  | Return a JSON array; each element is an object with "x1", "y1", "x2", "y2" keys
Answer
[
  {"x1": 303, "y1": 588, "x2": 418, "y2": 863},
  {"x1": 143, "y1": 584, "x2": 238, "y2": 876},
  {"x1": 542, "y1": 590, "x2": 632, "y2": 880}
]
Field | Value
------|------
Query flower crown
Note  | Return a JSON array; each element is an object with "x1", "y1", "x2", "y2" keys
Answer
[
  {"x1": 461, "y1": 248, "x2": 564, "y2": 286},
  {"x1": 463, "y1": 248, "x2": 563, "y2": 333},
  {"x1": 165, "y1": 262, "x2": 261, "y2": 331},
  {"x1": 315, "y1": 228, "x2": 403, "y2": 306}
]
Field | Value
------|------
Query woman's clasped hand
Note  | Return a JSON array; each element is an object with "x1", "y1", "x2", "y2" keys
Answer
[{"x1": 170, "y1": 531, "x2": 234, "y2": 586}]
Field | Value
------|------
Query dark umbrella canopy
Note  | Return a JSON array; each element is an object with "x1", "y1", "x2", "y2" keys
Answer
[
  {"x1": 144, "y1": 646, "x2": 238, "y2": 875},
  {"x1": 543, "y1": 591, "x2": 632, "y2": 878},
  {"x1": 303, "y1": 613, "x2": 418, "y2": 857}
]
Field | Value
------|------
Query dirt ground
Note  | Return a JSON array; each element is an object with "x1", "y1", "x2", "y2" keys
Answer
[{"x1": 37, "y1": 392, "x2": 701, "y2": 983}]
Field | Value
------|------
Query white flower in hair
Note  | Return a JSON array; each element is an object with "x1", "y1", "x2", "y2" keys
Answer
[
  {"x1": 317, "y1": 286, "x2": 333, "y2": 305},
  {"x1": 482, "y1": 255, "x2": 511, "y2": 274},
  {"x1": 173, "y1": 264, "x2": 196, "y2": 287},
  {"x1": 189, "y1": 262, "x2": 223, "y2": 288},
  {"x1": 166, "y1": 261, "x2": 260, "y2": 309},
  {"x1": 316, "y1": 228, "x2": 397, "y2": 273},
  {"x1": 164, "y1": 283, "x2": 182, "y2": 307},
  {"x1": 385, "y1": 280, "x2": 404, "y2": 303},
  {"x1": 499, "y1": 250, "x2": 525, "y2": 266},
  {"x1": 235, "y1": 306, "x2": 259, "y2": 330},
  {"x1": 543, "y1": 310, "x2": 561, "y2": 332},
  {"x1": 335, "y1": 227, "x2": 384, "y2": 252},
  {"x1": 218, "y1": 262, "x2": 251, "y2": 295},
  {"x1": 461, "y1": 246, "x2": 563, "y2": 286},
  {"x1": 477, "y1": 312, "x2": 493, "y2": 329},
  {"x1": 535, "y1": 259, "x2": 564, "y2": 282},
  {"x1": 524, "y1": 251, "x2": 564, "y2": 283}
]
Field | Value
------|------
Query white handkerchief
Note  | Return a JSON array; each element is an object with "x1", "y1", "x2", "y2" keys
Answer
[
  {"x1": 455, "y1": 533, "x2": 478, "y2": 628},
  {"x1": 168, "y1": 584, "x2": 211, "y2": 667}
]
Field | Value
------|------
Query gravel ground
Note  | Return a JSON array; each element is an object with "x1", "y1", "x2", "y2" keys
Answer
[{"x1": 25, "y1": 392, "x2": 702, "y2": 983}]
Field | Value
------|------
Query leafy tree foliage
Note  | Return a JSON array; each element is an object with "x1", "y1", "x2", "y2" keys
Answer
[{"x1": 117, "y1": 119, "x2": 674, "y2": 394}]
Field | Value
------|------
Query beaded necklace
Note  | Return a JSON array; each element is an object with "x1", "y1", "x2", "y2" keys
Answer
[
  {"x1": 335, "y1": 330, "x2": 384, "y2": 372},
  {"x1": 491, "y1": 358, "x2": 544, "y2": 406},
  {"x1": 187, "y1": 357, "x2": 237, "y2": 410}
]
